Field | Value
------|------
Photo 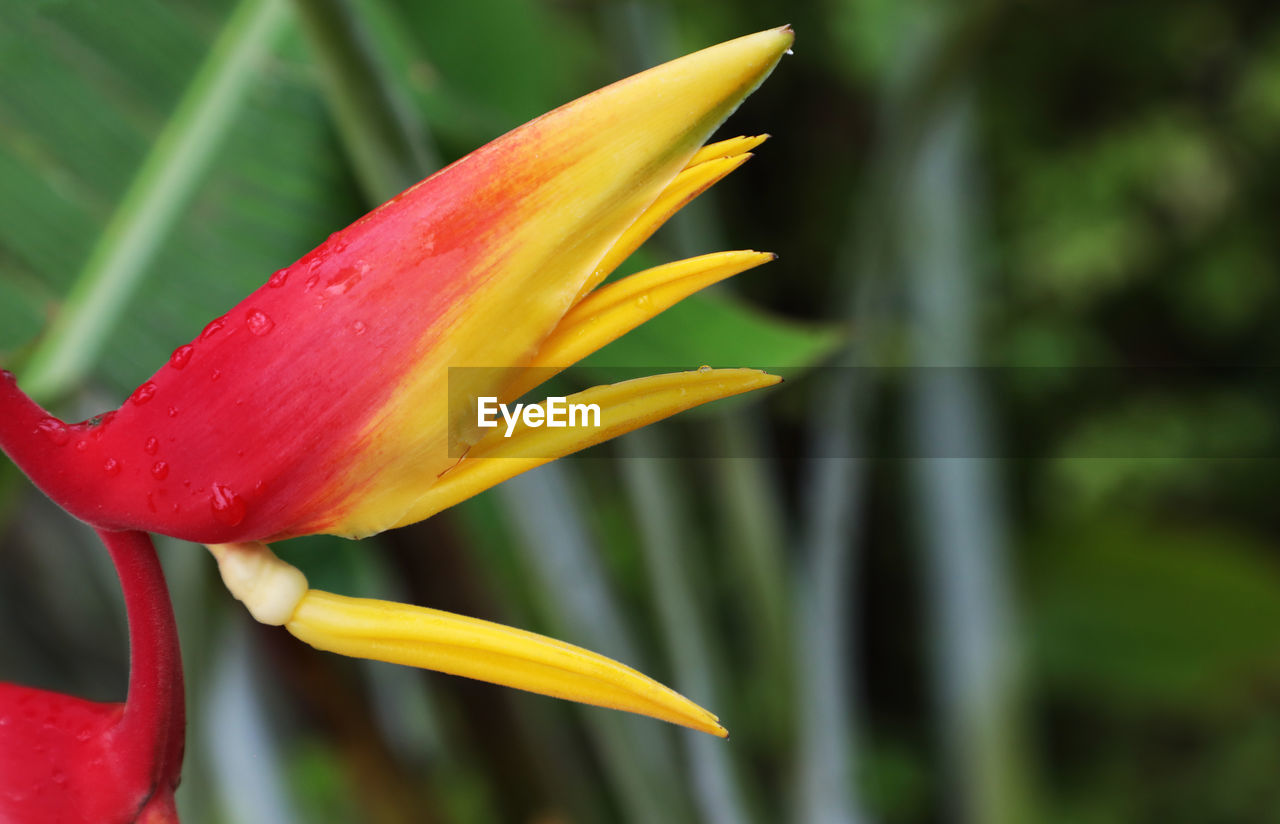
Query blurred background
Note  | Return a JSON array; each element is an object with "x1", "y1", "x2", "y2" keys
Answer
[{"x1": 3, "y1": 0, "x2": 1280, "y2": 822}]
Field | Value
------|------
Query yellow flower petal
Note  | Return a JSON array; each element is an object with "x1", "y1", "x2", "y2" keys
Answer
[
  {"x1": 687, "y1": 133, "x2": 769, "y2": 168},
  {"x1": 507, "y1": 251, "x2": 774, "y2": 398},
  {"x1": 206, "y1": 541, "x2": 726, "y2": 735},
  {"x1": 286, "y1": 590, "x2": 727, "y2": 737},
  {"x1": 575, "y1": 151, "x2": 759, "y2": 302},
  {"x1": 399, "y1": 368, "x2": 780, "y2": 525}
]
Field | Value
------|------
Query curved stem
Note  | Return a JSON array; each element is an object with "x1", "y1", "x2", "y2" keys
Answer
[
  {"x1": 0, "y1": 370, "x2": 66, "y2": 482},
  {"x1": 98, "y1": 528, "x2": 186, "y2": 798}
]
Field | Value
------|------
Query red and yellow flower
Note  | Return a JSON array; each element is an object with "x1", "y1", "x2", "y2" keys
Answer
[{"x1": 1, "y1": 27, "x2": 794, "y2": 810}]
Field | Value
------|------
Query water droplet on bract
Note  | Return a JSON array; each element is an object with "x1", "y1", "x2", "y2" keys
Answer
[
  {"x1": 151, "y1": 461, "x2": 169, "y2": 480},
  {"x1": 131, "y1": 381, "x2": 157, "y2": 405},
  {"x1": 144, "y1": 437, "x2": 159, "y2": 455},
  {"x1": 352, "y1": 320, "x2": 367, "y2": 335},
  {"x1": 211, "y1": 369, "x2": 222, "y2": 381},
  {"x1": 246, "y1": 309, "x2": 275, "y2": 336},
  {"x1": 209, "y1": 483, "x2": 246, "y2": 526},
  {"x1": 36, "y1": 417, "x2": 69, "y2": 446},
  {"x1": 698, "y1": 364, "x2": 712, "y2": 373},
  {"x1": 168, "y1": 406, "x2": 179, "y2": 418},
  {"x1": 169, "y1": 344, "x2": 194, "y2": 369},
  {"x1": 267, "y1": 268, "x2": 289, "y2": 288},
  {"x1": 201, "y1": 317, "x2": 226, "y2": 340},
  {"x1": 325, "y1": 264, "x2": 364, "y2": 296},
  {"x1": 305, "y1": 273, "x2": 320, "y2": 291},
  {"x1": 75, "y1": 440, "x2": 88, "y2": 452},
  {"x1": 103, "y1": 458, "x2": 121, "y2": 476}
]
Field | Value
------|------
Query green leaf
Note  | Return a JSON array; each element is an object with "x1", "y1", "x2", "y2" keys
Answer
[
  {"x1": 16, "y1": 0, "x2": 294, "y2": 402},
  {"x1": 0, "y1": 1, "x2": 374, "y2": 404}
]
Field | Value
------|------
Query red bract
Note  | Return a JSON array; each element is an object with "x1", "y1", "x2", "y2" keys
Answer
[{"x1": 0, "y1": 530, "x2": 183, "y2": 823}]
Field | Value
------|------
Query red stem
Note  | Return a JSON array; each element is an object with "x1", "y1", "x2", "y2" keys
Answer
[
  {"x1": 98, "y1": 528, "x2": 186, "y2": 800},
  {"x1": 0, "y1": 370, "x2": 80, "y2": 505}
]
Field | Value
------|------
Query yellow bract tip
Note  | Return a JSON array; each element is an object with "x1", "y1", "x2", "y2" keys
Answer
[{"x1": 286, "y1": 590, "x2": 728, "y2": 737}]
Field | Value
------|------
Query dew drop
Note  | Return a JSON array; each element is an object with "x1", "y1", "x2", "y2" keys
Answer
[
  {"x1": 209, "y1": 483, "x2": 246, "y2": 526},
  {"x1": 201, "y1": 316, "x2": 227, "y2": 340},
  {"x1": 246, "y1": 309, "x2": 275, "y2": 336},
  {"x1": 75, "y1": 440, "x2": 88, "y2": 452},
  {"x1": 131, "y1": 381, "x2": 157, "y2": 405},
  {"x1": 352, "y1": 320, "x2": 367, "y2": 336},
  {"x1": 144, "y1": 437, "x2": 159, "y2": 455},
  {"x1": 304, "y1": 273, "x2": 320, "y2": 291},
  {"x1": 35, "y1": 417, "x2": 69, "y2": 446},
  {"x1": 267, "y1": 268, "x2": 289, "y2": 288},
  {"x1": 103, "y1": 458, "x2": 121, "y2": 476},
  {"x1": 169, "y1": 344, "x2": 194, "y2": 369},
  {"x1": 151, "y1": 461, "x2": 169, "y2": 480},
  {"x1": 697, "y1": 364, "x2": 712, "y2": 373},
  {"x1": 211, "y1": 369, "x2": 222, "y2": 382},
  {"x1": 326, "y1": 263, "x2": 365, "y2": 296},
  {"x1": 168, "y1": 406, "x2": 179, "y2": 418}
]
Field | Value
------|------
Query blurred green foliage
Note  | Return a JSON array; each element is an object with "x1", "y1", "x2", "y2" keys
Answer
[{"x1": 3, "y1": 0, "x2": 1280, "y2": 822}]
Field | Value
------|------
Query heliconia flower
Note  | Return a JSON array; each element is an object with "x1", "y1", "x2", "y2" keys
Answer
[
  {"x1": 1, "y1": 27, "x2": 793, "y2": 745},
  {"x1": 0, "y1": 530, "x2": 184, "y2": 824}
]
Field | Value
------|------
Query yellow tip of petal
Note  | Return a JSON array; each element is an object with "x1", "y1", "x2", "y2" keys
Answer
[
  {"x1": 579, "y1": 154, "x2": 760, "y2": 299},
  {"x1": 528, "y1": 251, "x2": 776, "y2": 382},
  {"x1": 403, "y1": 368, "x2": 781, "y2": 523},
  {"x1": 688, "y1": 134, "x2": 770, "y2": 168},
  {"x1": 286, "y1": 590, "x2": 727, "y2": 736}
]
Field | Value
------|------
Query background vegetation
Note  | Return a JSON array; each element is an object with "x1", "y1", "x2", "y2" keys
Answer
[{"x1": 4, "y1": 0, "x2": 1280, "y2": 821}]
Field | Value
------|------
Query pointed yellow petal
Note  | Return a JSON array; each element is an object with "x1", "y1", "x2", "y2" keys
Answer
[
  {"x1": 687, "y1": 134, "x2": 769, "y2": 168},
  {"x1": 286, "y1": 590, "x2": 727, "y2": 736},
  {"x1": 402, "y1": 368, "x2": 780, "y2": 524},
  {"x1": 509, "y1": 251, "x2": 775, "y2": 398},
  {"x1": 575, "y1": 153, "x2": 757, "y2": 302}
]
